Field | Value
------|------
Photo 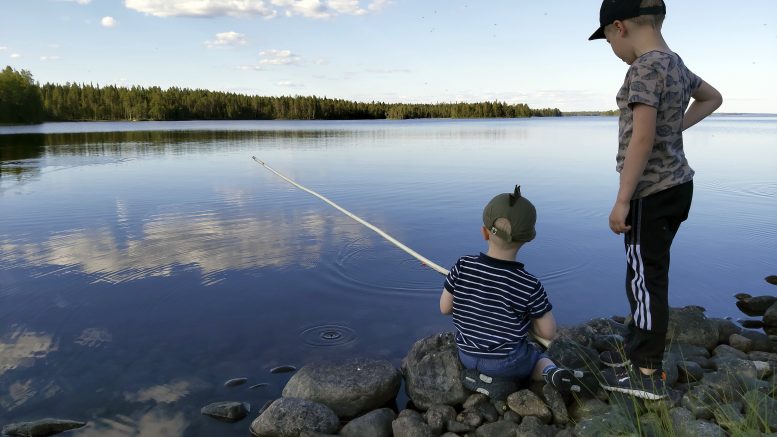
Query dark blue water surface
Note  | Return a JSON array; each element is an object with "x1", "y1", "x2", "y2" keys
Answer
[{"x1": 1, "y1": 117, "x2": 775, "y2": 435}]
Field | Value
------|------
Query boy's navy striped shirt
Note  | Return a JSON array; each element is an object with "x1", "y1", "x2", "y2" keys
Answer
[{"x1": 444, "y1": 253, "x2": 552, "y2": 358}]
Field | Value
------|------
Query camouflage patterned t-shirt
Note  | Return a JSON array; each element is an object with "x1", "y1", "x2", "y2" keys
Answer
[{"x1": 616, "y1": 50, "x2": 703, "y2": 199}]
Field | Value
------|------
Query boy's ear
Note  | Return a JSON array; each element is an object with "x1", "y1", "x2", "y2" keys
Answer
[
  {"x1": 481, "y1": 226, "x2": 491, "y2": 241},
  {"x1": 612, "y1": 20, "x2": 627, "y2": 36}
]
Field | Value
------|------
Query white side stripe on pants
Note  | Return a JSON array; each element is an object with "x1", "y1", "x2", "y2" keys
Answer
[{"x1": 628, "y1": 244, "x2": 652, "y2": 330}]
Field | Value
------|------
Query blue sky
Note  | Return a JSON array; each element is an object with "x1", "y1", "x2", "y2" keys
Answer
[{"x1": 2, "y1": 0, "x2": 776, "y2": 112}]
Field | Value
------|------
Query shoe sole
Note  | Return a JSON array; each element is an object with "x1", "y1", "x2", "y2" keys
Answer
[
  {"x1": 599, "y1": 383, "x2": 667, "y2": 400},
  {"x1": 601, "y1": 360, "x2": 631, "y2": 368}
]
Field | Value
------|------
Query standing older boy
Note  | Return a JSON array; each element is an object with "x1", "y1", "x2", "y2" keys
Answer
[
  {"x1": 589, "y1": 0, "x2": 722, "y2": 399},
  {"x1": 439, "y1": 186, "x2": 581, "y2": 400}
]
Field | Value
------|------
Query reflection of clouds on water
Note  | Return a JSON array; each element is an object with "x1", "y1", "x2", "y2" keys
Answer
[
  {"x1": 123, "y1": 380, "x2": 193, "y2": 404},
  {"x1": 0, "y1": 202, "x2": 368, "y2": 286},
  {"x1": 75, "y1": 328, "x2": 113, "y2": 348},
  {"x1": 75, "y1": 409, "x2": 187, "y2": 437},
  {"x1": 1, "y1": 378, "x2": 61, "y2": 411},
  {"x1": 0, "y1": 327, "x2": 58, "y2": 376}
]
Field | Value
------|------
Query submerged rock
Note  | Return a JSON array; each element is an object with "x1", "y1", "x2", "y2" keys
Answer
[
  {"x1": 270, "y1": 365, "x2": 297, "y2": 374},
  {"x1": 765, "y1": 275, "x2": 777, "y2": 286},
  {"x1": 200, "y1": 401, "x2": 250, "y2": 422},
  {"x1": 281, "y1": 357, "x2": 401, "y2": 418},
  {"x1": 401, "y1": 332, "x2": 469, "y2": 410},
  {"x1": 2, "y1": 419, "x2": 87, "y2": 437},
  {"x1": 224, "y1": 377, "x2": 248, "y2": 387},
  {"x1": 250, "y1": 398, "x2": 339, "y2": 437},
  {"x1": 736, "y1": 295, "x2": 777, "y2": 317}
]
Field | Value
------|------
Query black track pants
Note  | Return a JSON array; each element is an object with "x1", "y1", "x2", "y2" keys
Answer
[{"x1": 623, "y1": 181, "x2": 693, "y2": 370}]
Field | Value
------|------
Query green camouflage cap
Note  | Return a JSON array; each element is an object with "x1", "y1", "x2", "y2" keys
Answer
[{"x1": 482, "y1": 185, "x2": 536, "y2": 243}]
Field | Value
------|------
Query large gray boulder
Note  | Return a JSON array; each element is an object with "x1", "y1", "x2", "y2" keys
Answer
[
  {"x1": 282, "y1": 358, "x2": 401, "y2": 418},
  {"x1": 401, "y1": 332, "x2": 469, "y2": 410},
  {"x1": 2, "y1": 419, "x2": 86, "y2": 437},
  {"x1": 667, "y1": 306, "x2": 719, "y2": 351},
  {"x1": 250, "y1": 398, "x2": 339, "y2": 437},
  {"x1": 338, "y1": 408, "x2": 395, "y2": 437},
  {"x1": 764, "y1": 302, "x2": 777, "y2": 327}
]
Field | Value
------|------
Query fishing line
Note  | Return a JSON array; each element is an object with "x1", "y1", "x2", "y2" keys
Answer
[{"x1": 252, "y1": 156, "x2": 552, "y2": 347}]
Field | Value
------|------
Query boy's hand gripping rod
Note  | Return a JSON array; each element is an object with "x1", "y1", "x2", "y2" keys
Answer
[{"x1": 252, "y1": 156, "x2": 551, "y2": 348}]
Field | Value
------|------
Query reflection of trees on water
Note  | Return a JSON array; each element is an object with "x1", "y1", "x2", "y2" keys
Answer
[{"x1": 0, "y1": 129, "x2": 352, "y2": 184}]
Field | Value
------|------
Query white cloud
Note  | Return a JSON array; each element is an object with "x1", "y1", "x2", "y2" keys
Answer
[
  {"x1": 237, "y1": 65, "x2": 263, "y2": 71},
  {"x1": 277, "y1": 80, "x2": 303, "y2": 87},
  {"x1": 205, "y1": 31, "x2": 247, "y2": 48},
  {"x1": 59, "y1": 0, "x2": 92, "y2": 4},
  {"x1": 101, "y1": 16, "x2": 118, "y2": 27},
  {"x1": 40, "y1": 55, "x2": 62, "y2": 61},
  {"x1": 259, "y1": 49, "x2": 300, "y2": 65},
  {"x1": 10, "y1": 53, "x2": 21, "y2": 59},
  {"x1": 123, "y1": 0, "x2": 389, "y2": 19}
]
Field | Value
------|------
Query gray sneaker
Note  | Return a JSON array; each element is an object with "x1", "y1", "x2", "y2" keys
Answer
[
  {"x1": 461, "y1": 368, "x2": 517, "y2": 401},
  {"x1": 600, "y1": 367, "x2": 668, "y2": 400}
]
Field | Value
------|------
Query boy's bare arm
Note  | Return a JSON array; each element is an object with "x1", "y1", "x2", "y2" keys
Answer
[
  {"x1": 609, "y1": 103, "x2": 657, "y2": 234},
  {"x1": 440, "y1": 288, "x2": 453, "y2": 315},
  {"x1": 683, "y1": 81, "x2": 723, "y2": 131},
  {"x1": 531, "y1": 311, "x2": 558, "y2": 341}
]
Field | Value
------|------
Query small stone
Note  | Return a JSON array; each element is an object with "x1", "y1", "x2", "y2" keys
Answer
[
  {"x1": 735, "y1": 293, "x2": 753, "y2": 301},
  {"x1": 249, "y1": 383, "x2": 268, "y2": 389},
  {"x1": 764, "y1": 302, "x2": 777, "y2": 327},
  {"x1": 491, "y1": 399, "x2": 507, "y2": 413},
  {"x1": 502, "y1": 411, "x2": 521, "y2": 423},
  {"x1": 574, "y1": 411, "x2": 635, "y2": 437},
  {"x1": 541, "y1": 384, "x2": 568, "y2": 425},
  {"x1": 224, "y1": 377, "x2": 248, "y2": 387},
  {"x1": 456, "y1": 410, "x2": 482, "y2": 428},
  {"x1": 472, "y1": 402, "x2": 499, "y2": 423},
  {"x1": 713, "y1": 344, "x2": 749, "y2": 360},
  {"x1": 2, "y1": 419, "x2": 87, "y2": 437},
  {"x1": 423, "y1": 404, "x2": 456, "y2": 434},
  {"x1": 446, "y1": 419, "x2": 473, "y2": 433},
  {"x1": 339, "y1": 408, "x2": 395, "y2": 437},
  {"x1": 677, "y1": 360, "x2": 704, "y2": 383},
  {"x1": 475, "y1": 419, "x2": 520, "y2": 437},
  {"x1": 440, "y1": 433, "x2": 461, "y2": 437},
  {"x1": 681, "y1": 385, "x2": 716, "y2": 419},
  {"x1": 391, "y1": 416, "x2": 434, "y2": 437},
  {"x1": 516, "y1": 416, "x2": 555, "y2": 437},
  {"x1": 201, "y1": 401, "x2": 250, "y2": 422},
  {"x1": 729, "y1": 334, "x2": 754, "y2": 353},
  {"x1": 568, "y1": 398, "x2": 610, "y2": 421},
  {"x1": 739, "y1": 319, "x2": 764, "y2": 329},
  {"x1": 462, "y1": 393, "x2": 489, "y2": 410},
  {"x1": 709, "y1": 318, "x2": 742, "y2": 344},
  {"x1": 765, "y1": 275, "x2": 777, "y2": 286},
  {"x1": 398, "y1": 409, "x2": 423, "y2": 420},
  {"x1": 270, "y1": 365, "x2": 297, "y2": 374},
  {"x1": 506, "y1": 390, "x2": 551, "y2": 424}
]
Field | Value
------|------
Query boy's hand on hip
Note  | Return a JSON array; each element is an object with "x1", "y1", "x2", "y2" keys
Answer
[{"x1": 609, "y1": 201, "x2": 632, "y2": 234}]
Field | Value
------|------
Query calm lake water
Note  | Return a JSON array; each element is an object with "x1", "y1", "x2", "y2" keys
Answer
[{"x1": 1, "y1": 117, "x2": 775, "y2": 435}]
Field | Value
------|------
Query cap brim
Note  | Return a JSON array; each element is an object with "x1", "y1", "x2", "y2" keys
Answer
[{"x1": 588, "y1": 26, "x2": 606, "y2": 40}]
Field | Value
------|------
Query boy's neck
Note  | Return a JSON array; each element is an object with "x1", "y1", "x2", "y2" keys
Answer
[
  {"x1": 486, "y1": 247, "x2": 520, "y2": 262},
  {"x1": 631, "y1": 27, "x2": 670, "y2": 58}
]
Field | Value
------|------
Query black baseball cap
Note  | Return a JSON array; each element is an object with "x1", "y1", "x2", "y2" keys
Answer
[{"x1": 588, "y1": 0, "x2": 666, "y2": 40}]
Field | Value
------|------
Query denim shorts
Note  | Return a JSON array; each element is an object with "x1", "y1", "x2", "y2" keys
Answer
[{"x1": 458, "y1": 341, "x2": 546, "y2": 382}]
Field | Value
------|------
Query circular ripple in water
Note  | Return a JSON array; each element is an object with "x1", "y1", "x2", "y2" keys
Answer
[{"x1": 299, "y1": 324, "x2": 357, "y2": 347}]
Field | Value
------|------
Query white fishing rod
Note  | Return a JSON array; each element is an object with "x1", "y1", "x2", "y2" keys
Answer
[{"x1": 252, "y1": 156, "x2": 551, "y2": 347}]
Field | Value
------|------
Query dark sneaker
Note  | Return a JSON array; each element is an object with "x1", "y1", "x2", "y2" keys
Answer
[
  {"x1": 543, "y1": 367, "x2": 583, "y2": 393},
  {"x1": 600, "y1": 367, "x2": 668, "y2": 400},
  {"x1": 461, "y1": 368, "x2": 517, "y2": 401},
  {"x1": 600, "y1": 350, "x2": 630, "y2": 368}
]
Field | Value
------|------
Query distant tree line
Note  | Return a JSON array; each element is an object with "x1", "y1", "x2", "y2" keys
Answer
[
  {"x1": 0, "y1": 67, "x2": 45, "y2": 124},
  {"x1": 1, "y1": 66, "x2": 562, "y2": 124}
]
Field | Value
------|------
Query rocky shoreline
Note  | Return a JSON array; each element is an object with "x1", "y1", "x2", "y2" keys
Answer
[{"x1": 3, "y1": 280, "x2": 776, "y2": 437}]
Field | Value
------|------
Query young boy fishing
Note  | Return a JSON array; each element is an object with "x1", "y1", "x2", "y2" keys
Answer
[
  {"x1": 588, "y1": 0, "x2": 722, "y2": 399},
  {"x1": 439, "y1": 186, "x2": 581, "y2": 399}
]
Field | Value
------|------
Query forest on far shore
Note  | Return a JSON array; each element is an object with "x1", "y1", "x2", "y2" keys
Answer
[{"x1": 0, "y1": 66, "x2": 568, "y2": 124}]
